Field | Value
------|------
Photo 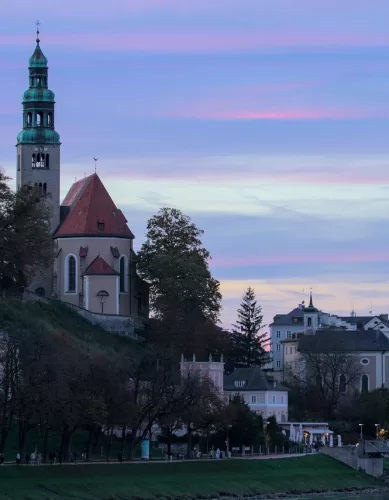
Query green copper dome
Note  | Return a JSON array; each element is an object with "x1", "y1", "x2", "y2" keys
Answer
[
  {"x1": 23, "y1": 88, "x2": 55, "y2": 103},
  {"x1": 17, "y1": 128, "x2": 60, "y2": 145},
  {"x1": 29, "y1": 43, "x2": 48, "y2": 68}
]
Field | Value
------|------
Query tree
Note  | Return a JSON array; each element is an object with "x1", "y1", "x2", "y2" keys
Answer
[
  {"x1": 0, "y1": 170, "x2": 53, "y2": 293},
  {"x1": 228, "y1": 287, "x2": 271, "y2": 369},
  {"x1": 285, "y1": 344, "x2": 361, "y2": 420},
  {"x1": 137, "y1": 208, "x2": 221, "y2": 323},
  {"x1": 227, "y1": 395, "x2": 264, "y2": 449}
]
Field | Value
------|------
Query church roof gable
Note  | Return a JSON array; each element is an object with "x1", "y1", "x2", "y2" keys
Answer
[
  {"x1": 84, "y1": 256, "x2": 119, "y2": 276},
  {"x1": 54, "y1": 174, "x2": 134, "y2": 239}
]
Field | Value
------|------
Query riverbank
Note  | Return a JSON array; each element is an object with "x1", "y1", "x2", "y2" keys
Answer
[{"x1": 0, "y1": 454, "x2": 384, "y2": 500}]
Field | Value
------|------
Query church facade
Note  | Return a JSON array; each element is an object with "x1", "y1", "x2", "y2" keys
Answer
[{"x1": 16, "y1": 31, "x2": 148, "y2": 327}]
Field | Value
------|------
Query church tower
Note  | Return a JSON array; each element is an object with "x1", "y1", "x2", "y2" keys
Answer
[{"x1": 16, "y1": 25, "x2": 61, "y2": 234}]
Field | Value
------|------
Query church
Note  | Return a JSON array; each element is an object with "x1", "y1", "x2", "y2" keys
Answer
[{"x1": 16, "y1": 30, "x2": 149, "y2": 329}]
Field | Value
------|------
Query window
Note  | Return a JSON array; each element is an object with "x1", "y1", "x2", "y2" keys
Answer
[
  {"x1": 361, "y1": 374, "x2": 369, "y2": 392},
  {"x1": 35, "y1": 287, "x2": 45, "y2": 297},
  {"x1": 234, "y1": 380, "x2": 247, "y2": 388},
  {"x1": 119, "y1": 256, "x2": 127, "y2": 293},
  {"x1": 46, "y1": 154, "x2": 50, "y2": 169},
  {"x1": 287, "y1": 330, "x2": 291, "y2": 337},
  {"x1": 65, "y1": 254, "x2": 77, "y2": 293},
  {"x1": 276, "y1": 361, "x2": 281, "y2": 368},
  {"x1": 339, "y1": 374, "x2": 346, "y2": 393},
  {"x1": 289, "y1": 347, "x2": 292, "y2": 354},
  {"x1": 36, "y1": 112, "x2": 42, "y2": 126},
  {"x1": 35, "y1": 153, "x2": 45, "y2": 168},
  {"x1": 307, "y1": 317, "x2": 312, "y2": 327},
  {"x1": 360, "y1": 358, "x2": 369, "y2": 365},
  {"x1": 276, "y1": 330, "x2": 281, "y2": 338},
  {"x1": 272, "y1": 395, "x2": 276, "y2": 404},
  {"x1": 294, "y1": 347, "x2": 297, "y2": 354},
  {"x1": 97, "y1": 221, "x2": 105, "y2": 231},
  {"x1": 281, "y1": 395, "x2": 284, "y2": 404},
  {"x1": 18, "y1": 154, "x2": 21, "y2": 171},
  {"x1": 32, "y1": 153, "x2": 36, "y2": 168},
  {"x1": 48, "y1": 113, "x2": 52, "y2": 127},
  {"x1": 276, "y1": 343, "x2": 280, "y2": 352},
  {"x1": 27, "y1": 112, "x2": 32, "y2": 126},
  {"x1": 251, "y1": 395, "x2": 256, "y2": 404},
  {"x1": 43, "y1": 183, "x2": 47, "y2": 195}
]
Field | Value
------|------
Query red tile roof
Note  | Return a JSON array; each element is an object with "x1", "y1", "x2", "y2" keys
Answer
[
  {"x1": 84, "y1": 256, "x2": 119, "y2": 276},
  {"x1": 54, "y1": 174, "x2": 134, "y2": 238}
]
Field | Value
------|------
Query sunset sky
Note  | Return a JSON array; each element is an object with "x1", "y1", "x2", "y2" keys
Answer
[{"x1": 2, "y1": 0, "x2": 389, "y2": 327}]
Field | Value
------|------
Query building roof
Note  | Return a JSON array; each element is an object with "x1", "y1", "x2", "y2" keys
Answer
[
  {"x1": 270, "y1": 307, "x2": 305, "y2": 327},
  {"x1": 54, "y1": 173, "x2": 135, "y2": 239},
  {"x1": 298, "y1": 328, "x2": 389, "y2": 353},
  {"x1": 29, "y1": 41, "x2": 48, "y2": 68},
  {"x1": 84, "y1": 256, "x2": 119, "y2": 276},
  {"x1": 224, "y1": 366, "x2": 288, "y2": 392}
]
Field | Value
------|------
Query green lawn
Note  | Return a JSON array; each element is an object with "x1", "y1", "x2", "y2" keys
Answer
[{"x1": 0, "y1": 454, "x2": 384, "y2": 500}]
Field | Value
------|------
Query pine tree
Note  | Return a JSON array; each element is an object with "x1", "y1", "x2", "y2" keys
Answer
[{"x1": 229, "y1": 287, "x2": 271, "y2": 368}]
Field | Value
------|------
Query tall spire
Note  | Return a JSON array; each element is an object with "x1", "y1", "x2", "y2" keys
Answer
[
  {"x1": 309, "y1": 287, "x2": 313, "y2": 308},
  {"x1": 36, "y1": 20, "x2": 40, "y2": 45}
]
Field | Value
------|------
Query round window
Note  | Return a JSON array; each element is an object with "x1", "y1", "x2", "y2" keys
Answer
[{"x1": 361, "y1": 358, "x2": 369, "y2": 365}]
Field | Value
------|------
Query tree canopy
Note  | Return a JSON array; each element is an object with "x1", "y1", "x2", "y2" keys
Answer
[
  {"x1": 0, "y1": 170, "x2": 53, "y2": 293},
  {"x1": 227, "y1": 287, "x2": 271, "y2": 369}
]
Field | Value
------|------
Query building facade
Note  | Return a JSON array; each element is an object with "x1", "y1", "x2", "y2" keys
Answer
[
  {"x1": 16, "y1": 32, "x2": 148, "y2": 331},
  {"x1": 180, "y1": 358, "x2": 289, "y2": 422}
]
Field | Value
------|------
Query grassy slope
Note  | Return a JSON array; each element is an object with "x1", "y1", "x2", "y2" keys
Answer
[{"x1": 0, "y1": 455, "x2": 384, "y2": 500}]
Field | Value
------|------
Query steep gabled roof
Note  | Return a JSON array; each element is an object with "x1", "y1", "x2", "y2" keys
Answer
[
  {"x1": 224, "y1": 366, "x2": 288, "y2": 392},
  {"x1": 54, "y1": 173, "x2": 134, "y2": 239},
  {"x1": 84, "y1": 256, "x2": 119, "y2": 276},
  {"x1": 270, "y1": 307, "x2": 305, "y2": 327},
  {"x1": 298, "y1": 328, "x2": 389, "y2": 353}
]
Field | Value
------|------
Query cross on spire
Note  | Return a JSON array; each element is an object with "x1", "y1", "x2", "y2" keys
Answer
[{"x1": 35, "y1": 20, "x2": 40, "y2": 44}]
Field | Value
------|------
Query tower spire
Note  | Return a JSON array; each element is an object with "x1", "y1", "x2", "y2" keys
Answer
[
  {"x1": 309, "y1": 287, "x2": 313, "y2": 308},
  {"x1": 35, "y1": 20, "x2": 40, "y2": 45}
]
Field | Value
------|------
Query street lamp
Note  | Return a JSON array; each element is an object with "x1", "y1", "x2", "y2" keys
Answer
[
  {"x1": 375, "y1": 424, "x2": 380, "y2": 440},
  {"x1": 359, "y1": 424, "x2": 364, "y2": 440}
]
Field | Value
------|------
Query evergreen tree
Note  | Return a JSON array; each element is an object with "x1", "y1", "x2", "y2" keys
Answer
[{"x1": 229, "y1": 287, "x2": 271, "y2": 368}]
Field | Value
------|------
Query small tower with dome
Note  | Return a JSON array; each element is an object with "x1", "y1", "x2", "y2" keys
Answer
[{"x1": 16, "y1": 22, "x2": 61, "y2": 235}]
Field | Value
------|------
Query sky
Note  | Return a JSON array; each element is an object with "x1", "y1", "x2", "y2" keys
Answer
[{"x1": 1, "y1": 0, "x2": 389, "y2": 328}]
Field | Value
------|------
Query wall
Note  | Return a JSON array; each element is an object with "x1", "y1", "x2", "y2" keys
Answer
[
  {"x1": 86, "y1": 275, "x2": 118, "y2": 315},
  {"x1": 271, "y1": 324, "x2": 303, "y2": 370},
  {"x1": 180, "y1": 360, "x2": 224, "y2": 394},
  {"x1": 55, "y1": 236, "x2": 137, "y2": 315},
  {"x1": 224, "y1": 389, "x2": 288, "y2": 422}
]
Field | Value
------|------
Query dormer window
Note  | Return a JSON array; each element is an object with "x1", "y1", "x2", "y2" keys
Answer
[
  {"x1": 97, "y1": 221, "x2": 105, "y2": 231},
  {"x1": 234, "y1": 380, "x2": 247, "y2": 388}
]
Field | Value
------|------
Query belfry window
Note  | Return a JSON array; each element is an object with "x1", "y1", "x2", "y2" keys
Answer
[
  {"x1": 35, "y1": 153, "x2": 45, "y2": 168},
  {"x1": 36, "y1": 112, "x2": 42, "y2": 126},
  {"x1": 47, "y1": 113, "x2": 52, "y2": 127},
  {"x1": 32, "y1": 154, "x2": 36, "y2": 168},
  {"x1": 27, "y1": 112, "x2": 32, "y2": 126}
]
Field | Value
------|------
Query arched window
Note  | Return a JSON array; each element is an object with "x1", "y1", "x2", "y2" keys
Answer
[
  {"x1": 47, "y1": 113, "x2": 52, "y2": 127},
  {"x1": 361, "y1": 374, "x2": 369, "y2": 392},
  {"x1": 46, "y1": 154, "x2": 49, "y2": 169},
  {"x1": 65, "y1": 255, "x2": 77, "y2": 293},
  {"x1": 119, "y1": 255, "x2": 127, "y2": 292},
  {"x1": 27, "y1": 112, "x2": 32, "y2": 126},
  {"x1": 307, "y1": 317, "x2": 312, "y2": 327},
  {"x1": 36, "y1": 153, "x2": 45, "y2": 168},
  {"x1": 36, "y1": 112, "x2": 42, "y2": 126},
  {"x1": 18, "y1": 154, "x2": 21, "y2": 171},
  {"x1": 339, "y1": 374, "x2": 347, "y2": 393}
]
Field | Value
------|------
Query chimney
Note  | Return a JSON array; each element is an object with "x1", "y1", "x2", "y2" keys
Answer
[{"x1": 298, "y1": 303, "x2": 302, "y2": 310}]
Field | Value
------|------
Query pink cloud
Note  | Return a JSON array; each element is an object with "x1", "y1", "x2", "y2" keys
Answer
[
  {"x1": 3, "y1": 31, "x2": 389, "y2": 53},
  {"x1": 212, "y1": 251, "x2": 389, "y2": 268}
]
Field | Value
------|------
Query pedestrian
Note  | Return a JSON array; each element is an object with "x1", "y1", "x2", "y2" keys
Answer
[
  {"x1": 16, "y1": 452, "x2": 21, "y2": 465},
  {"x1": 0, "y1": 452, "x2": 4, "y2": 465}
]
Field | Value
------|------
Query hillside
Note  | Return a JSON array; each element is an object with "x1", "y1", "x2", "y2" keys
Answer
[{"x1": 0, "y1": 297, "x2": 139, "y2": 354}]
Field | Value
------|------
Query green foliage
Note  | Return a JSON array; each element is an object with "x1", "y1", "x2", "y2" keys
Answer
[
  {"x1": 228, "y1": 287, "x2": 271, "y2": 369},
  {"x1": 137, "y1": 208, "x2": 222, "y2": 323},
  {"x1": 0, "y1": 170, "x2": 53, "y2": 291},
  {"x1": 0, "y1": 455, "x2": 381, "y2": 499},
  {"x1": 228, "y1": 395, "x2": 264, "y2": 447}
]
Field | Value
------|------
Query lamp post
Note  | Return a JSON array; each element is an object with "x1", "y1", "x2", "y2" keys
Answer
[
  {"x1": 375, "y1": 424, "x2": 380, "y2": 440},
  {"x1": 359, "y1": 423, "x2": 364, "y2": 440}
]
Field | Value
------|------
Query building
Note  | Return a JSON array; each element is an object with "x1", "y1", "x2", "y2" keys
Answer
[
  {"x1": 180, "y1": 357, "x2": 289, "y2": 422},
  {"x1": 16, "y1": 30, "x2": 148, "y2": 333},
  {"x1": 270, "y1": 292, "x2": 389, "y2": 372}
]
